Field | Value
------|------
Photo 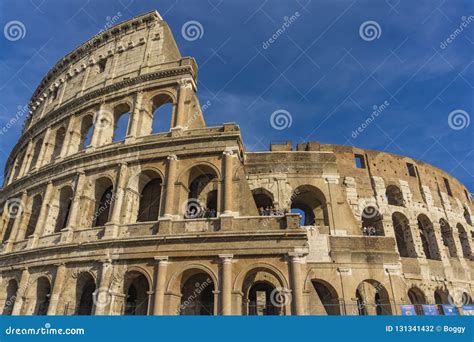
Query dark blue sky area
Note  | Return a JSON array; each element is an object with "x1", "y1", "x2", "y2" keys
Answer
[{"x1": 0, "y1": 0, "x2": 473, "y2": 190}]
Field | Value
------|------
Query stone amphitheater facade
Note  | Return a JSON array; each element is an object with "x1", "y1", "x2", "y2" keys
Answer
[{"x1": 0, "y1": 11, "x2": 473, "y2": 316}]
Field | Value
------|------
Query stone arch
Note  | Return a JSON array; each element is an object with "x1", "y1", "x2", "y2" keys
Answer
[
  {"x1": 75, "y1": 271, "x2": 96, "y2": 315},
  {"x1": 456, "y1": 223, "x2": 472, "y2": 258},
  {"x1": 439, "y1": 219, "x2": 457, "y2": 258},
  {"x1": 25, "y1": 276, "x2": 52, "y2": 315},
  {"x1": 2, "y1": 279, "x2": 18, "y2": 315},
  {"x1": 463, "y1": 205, "x2": 472, "y2": 226},
  {"x1": 54, "y1": 185, "x2": 74, "y2": 233},
  {"x1": 179, "y1": 163, "x2": 221, "y2": 218},
  {"x1": 361, "y1": 206, "x2": 384, "y2": 236},
  {"x1": 290, "y1": 184, "x2": 329, "y2": 226},
  {"x1": 355, "y1": 279, "x2": 392, "y2": 316},
  {"x1": 252, "y1": 188, "x2": 275, "y2": 214},
  {"x1": 386, "y1": 185, "x2": 404, "y2": 206},
  {"x1": 167, "y1": 264, "x2": 218, "y2": 294},
  {"x1": 309, "y1": 279, "x2": 340, "y2": 315},
  {"x1": 11, "y1": 150, "x2": 26, "y2": 181},
  {"x1": 51, "y1": 126, "x2": 66, "y2": 160},
  {"x1": 392, "y1": 212, "x2": 416, "y2": 258},
  {"x1": 28, "y1": 137, "x2": 44, "y2": 171},
  {"x1": 24, "y1": 193, "x2": 43, "y2": 239},
  {"x1": 407, "y1": 286, "x2": 426, "y2": 315},
  {"x1": 150, "y1": 92, "x2": 175, "y2": 134},
  {"x1": 417, "y1": 214, "x2": 441, "y2": 260},
  {"x1": 92, "y1": 176, "x2": 114, "y2": 227},
  {"x1": 123, "y1": 270, "x2": 150, "y2": 315},
  {"x1": 434, "y1": 288, "x2": 450, "y2": 315},
  {"x1": 112, "y1": 102, "x2": 131, "y2": 142},
  {"x1": 78, "y1": 114, "x2": 94, "y2": 150}
]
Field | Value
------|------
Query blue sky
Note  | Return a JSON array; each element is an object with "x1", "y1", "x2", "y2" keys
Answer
[{"x1": 0, "y1": 0, "x2": 473, "y2": 191}]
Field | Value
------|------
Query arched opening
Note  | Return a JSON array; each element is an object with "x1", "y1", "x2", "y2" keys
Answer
[
  {"x1": 24, "y1": 194, "x2": 43, "y2": 239},
  {"x1": 51, "y1": 127, "x2": 66, "y2": 160},
  {"x1": 179, "y1": 272, "x2": 215, "y2": 315},
  {"x1": 2, "y1": 217, "x2": 15, "y2": 243},
  {"x1": 92, "y1": 178, "x2": 114, "y2": 227},
  {"x1": 112, "y1": 104, "x2": 130, "y2": 142},
  {"x1": 79, "y1": 115, "x2": 94, "y2": 150},
  {"x1": 464, "y1": 206, "x2": 472, "y2": 226},
  {"x1": 12, "y1": 151, "x2": 25, "y2": 181},
  {"x1": 417, "y1": 214, "x2": 440, "y2": 260},
  {"x1": 28, "y1": 138, "x2": 44, "y2": 171},
  {"x1": 137, "y1": 177, "x2": 162, "y2": 222},
  {"x1": 439, "y1": 219, "x2": 457, "y2": 258},
  {"x1": 124, "y1": 272, "x2": 150, "y2": 315},
  {"x1": 75, "y1": 273, "x2": 96, "y2": 315},
  {"x1": 392, "y1": 212, "x2": 416, "y2": 258},
  {"x1": 55, "y1": 186, "x2": 73, "y2": 232},
  {"x1": 311, "y1": 280, "x2": 340, "y2": 315},
  {"x1": 434, "y1": 290, "x2": 449, "y2": 315},
  {"x1": 242, "y1": 268, "x2": 285, "y2": 316},
  {"x1": 355, "y1": 280, "x2": 392, "y2": 316},
  {"x1": 386, "y1": 185, "x2": 404, "y2": 206},
  {"x1": 33, "y1": 277, "x2": 51, "y2": 315},
  {"x1": 151, "y1": 94, "x2": 173, "y2": 134},
  {"x1": 457, "y1": 223, "x2": 472, "y2": 258},
  {"x1": 184, "y1": 165, "x2": 218, "y2": 218},
  {"x1": 248, "y1": 282, "x2": 281, "y2": 316},
  {"x1": 2, "y1": 279, "x2": 18, "y2": 315},
  {"x1": 408, "y1": 287, "x2": 426, "y2": 315},
  {"x1": 252, "y1": 188, "x2": 276, "y2": 216},
  {"x1": 290, "y1": 185, "x2": 328, "y2": 226},
  {"x1": 361, "y1": 207, "x2": 384, "y2": 236}
]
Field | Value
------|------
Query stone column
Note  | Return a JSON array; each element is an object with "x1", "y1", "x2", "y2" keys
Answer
[
  {"x1": 222, "y1": 151, "x2": 235, "y2": 215},
  {"x1": 105, "y1": 163, "x2": 129, "y2": 240},
  {"x1": 11, "y1": 268, "x2": 30, "y2": 315},
  {"x1": 47, "y1": 263, "x2": 67, "y2": 315},
  {"x1": 94, "y1": 260, "x2": 114, "y2": 315},
  {"x1": 29, "y1": 181, "x2": 54, "y2": 247},
  {"x1": 128, "y1": 91, "x2": 143, "y2": 139},
  {"x1": 163, "y1": 155, "x2": 178, "y2": 218},
  {"x1": 174, "y1": 79, "x2": 192, "y2": 129},
  {"x1": 219, "y1": 254, "x2": 233, "y2": 315},
  {"x1": 18, "y1": 140, "x2": 33, "y2": 178},
  {"x1": 12, "y1": 191, "x2": 29, "y2": 242},
  {"x1": 60, "y1": 116, "x2": 76, "y2": 158},
  {"x1": 289, "y1": 253, "x2": 306, "y2": 315},
  {"x1": 37, "y1": 126, "x2": 53, "y2": 168},
  {"x1": 61, "y1": 171, "x2": 86, "y2": 242},
  {"x1": 153, "y1": 256, "x2": 169, "y2": 315}
]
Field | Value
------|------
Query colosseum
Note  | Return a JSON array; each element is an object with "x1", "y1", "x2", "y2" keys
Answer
[{"x1": 0, "y1": 10, "x2": 472, "y2": 316}]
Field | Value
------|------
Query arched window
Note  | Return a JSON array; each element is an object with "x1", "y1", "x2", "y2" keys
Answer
[
  {"x1": 361, "y1": 207, "x2": 384, "y2": 236},
  {"x1": 2, "y1": 217, "x2": 15, "y2": 243},
  {"x1": 151, "y1": 94, "x2": 173, "y2": 134},
  {"x1": 184, "y1": 165, "x2": 219, "y2": 219},
  {"x1": 464, "y1": 206, "x2": 472, "y2": 226},
  {"x1": 386, "y1": 185, "x2": 404, "y2": 206},
  {"x1": 248, "y1": 282, "x2": 281, "y2": 316},
  {"x1": 79, "y1": 115, "x2": 94, "y2": 150},
  {"x1": 2, "y1": 279, "x2": 18, "y2": 315},
  {"x1": 124, "y1": 272, "x2": 150, "y2": 315},
  {"x1": 457, "y1": 223, "x2": 472, "y2": 258},
  {"x1": 51, "y1": 127, "x2": 66, "y2": 160},
  {"x1": 252, "y1": 188, "x2": 275, "y2": 215},
  {"x1": 55, "y1": 186, "x2": 73, "y2": 232},
  {"x1": 434, "y1": 290, "x2": 450, "y2": 315},
  {"x1": 24, "y1": 194, "x2": 43, "y2": 238},
  {"x1": 408, "y1": 287, "x2": 426, "y2": 315},
  {"x1": 356, "y1": 280, "x2": 392, "y2": 316},
  {"x1": 179, "y1": 273, "x2": 215, "y2": 315},
  {"x1": 12, "y1": 151, "x2": 25, "y2": 181},
  {"x1": 75, "y1": 273, "x2": 96, "y2": 315},
  {"x1": 137, "y1": 178, "x2": 162, "y2": 222},
  {"x1": 29, "y1": 138, "x2": 44, "y2": 171},
  {"x1": 93, "y1": 185, "x2": 114, "y2": 227},
  {"x1": 392, "y1": 212, "x2": 416, "y2": 258},
  {"x1": 311, "y1": 280, "x2": 340, "y2": 315},
  {"x1": 34, "y1": 277, "x2": 51, "y2": 315},
  {"x1": 417, "y1": 215, "x2": 440, "y2": 260},
  {"x1": 290, "y1": 185, "x2": 328, "y2": 227},
  {"x1": 439, "y1": 219, "x2": 457, "y2": 258},
  {"x1": 112, "y1": 104, "x2": 130, "y2": 142}
]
